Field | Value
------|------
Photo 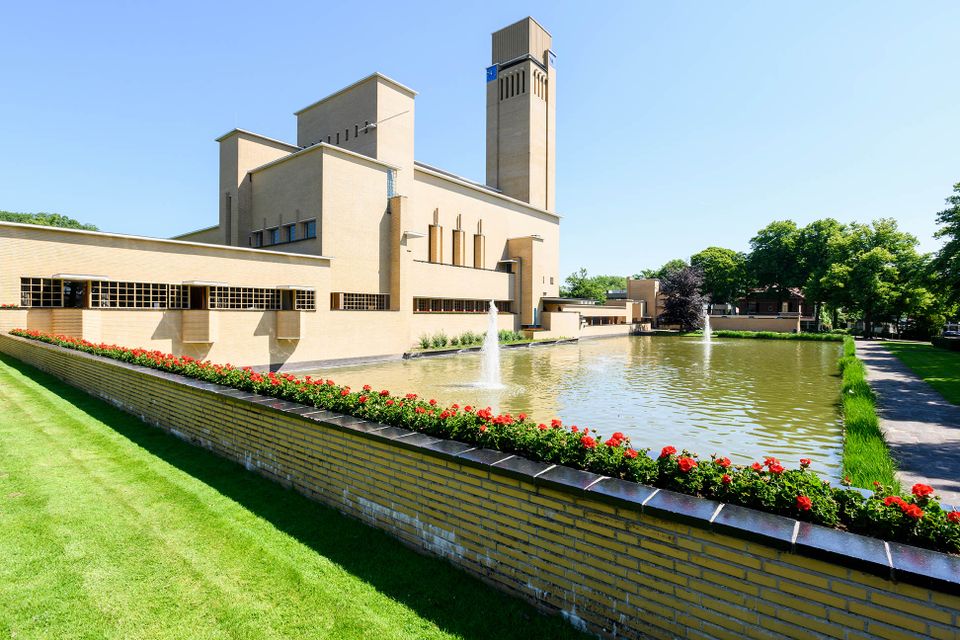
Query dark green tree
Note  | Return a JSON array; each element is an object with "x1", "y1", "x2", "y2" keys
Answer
[
  {"x1": 633, "y1": 258, "x2": 688, "y2": 280},
  {"x1": 0, "y1": 210, "x2": 98, "y2": 230},
  {"x1": 689, "y1": 247, "x2": 747, "y2": 307},
  {"x1": 560, "y1": 268, "x2": 608, "y2": 303},
  {"x1": 746, "y1": 220, "x2": 801, "y2": 303},
  {"x1": 796, "y1": 218, "x2": 848, "y2": 329},
  {"x1": 933, "y1": 182, "x2": 960, "y2": 306}
]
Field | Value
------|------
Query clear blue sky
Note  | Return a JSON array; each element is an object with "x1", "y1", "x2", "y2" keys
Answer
[{"x1": 2, "y1": 1, "x2": 957, "y2": 277}]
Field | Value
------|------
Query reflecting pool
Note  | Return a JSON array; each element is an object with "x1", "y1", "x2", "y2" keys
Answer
[{"x1": 302, "y1": 336, "x2": 844, "y2": 477}]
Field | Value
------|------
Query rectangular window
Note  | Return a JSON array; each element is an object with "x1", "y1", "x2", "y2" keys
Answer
[
  {"x1": 295, "y1": 289, "x2": 316, "y2": 311},
  {"x1": 330, "y1": 292, "x2": 390, "y2": 311},
  {"x1": 250, "y1": 231, "x2": 263, "y2": 248},
  {"x1": 412, "y1": 298, "x2": 512, "y2": 314},
  {"x1": 285, "y1": 223, "x2": 297, "y2": 242},
  {"x1": 387, "y1": 170, "x2": 396, "y2": 198},
  {"x1": 20, "y1": 277, "x2": 63, "y2": 308},
  {"x1": 209, "y1": 286, "x2": 280, "y2": 310},
  {"x1": 303, "y1": 219, "x2": 317, "y2": 239},
  {"x1": 269, "y1": 228, "x2": 280, "y2": 245},
  {"x1": 90, "y1": 281, "x2": 170, "y2": 309}
]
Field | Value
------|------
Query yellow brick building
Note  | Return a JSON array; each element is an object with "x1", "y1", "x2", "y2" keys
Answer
[{"x1": 1, "y1": 17, "x2": 635, "y2": 368}]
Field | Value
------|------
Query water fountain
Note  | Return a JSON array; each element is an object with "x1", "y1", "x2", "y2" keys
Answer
[
  {"x1": 703, "y1": 311, "x2": 713, "y2": 343},
  {"x1": 479, "y1": 299, "x2": 502, "y2": 388}
]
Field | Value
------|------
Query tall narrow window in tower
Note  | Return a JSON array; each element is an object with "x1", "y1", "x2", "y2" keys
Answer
[
  {"x1": 224, "y1": 193, "x2": 232, "y2": 244},
  {"x1": 521, "y1": 70, "x2": 525, "y2": 94}
]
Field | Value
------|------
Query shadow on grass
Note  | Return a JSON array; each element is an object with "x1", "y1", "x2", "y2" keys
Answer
[{"x1": 0, "y1": 354, "x2": 590, "y2": 640}]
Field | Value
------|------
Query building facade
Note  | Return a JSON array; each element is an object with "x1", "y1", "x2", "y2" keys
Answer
[{"x1": 1, "y1": 18, "x2": 635, "y2": 369}]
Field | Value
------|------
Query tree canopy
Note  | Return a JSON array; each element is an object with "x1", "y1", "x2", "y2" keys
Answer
[
  {"x1": 633, "y1": 258, "x2": 687, "y2": 280},
  {"x1": 690, "y1": 247, "x2": 746, "y2": 305},
  {"x1": 658, "y1": 267, "x2": 705, "y2": 332},
  {"x1": 0, "y1": 211, "x2": 98, "y2": 231},
  {"x1": 560, "y1": 268, "x2": 619, "y2": 303},
  {"x1": 933, "y1": 182, "x2": 960, "y2": 306}
]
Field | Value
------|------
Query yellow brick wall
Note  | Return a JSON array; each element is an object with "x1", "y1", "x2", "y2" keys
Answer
[{"x1": 2, "y1": 334, "x2": 957, "y2": 640}]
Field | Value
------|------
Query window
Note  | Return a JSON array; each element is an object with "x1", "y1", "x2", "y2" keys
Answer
[
  {"x1": 354, "y1": 124, "x2": 359, "y2": 137},
  {"x1": 336, "y1": 132, "x2": 340, "y2": 144},
  {"x1": 269, "y1": 228, "x2": 281, "y2": 245},
  {"x1": 285, "y1": 223, "x2": 297, "y2": 242},
  {"x1": 209, "y1": 286, "x2": 280, "y2": 310},
  {"x1": 387, "y1": 170, "x2": 396, "y2": 198},
  {"x1": 169, "y1": 285, "x2": 189, "y2": 309},
  {"x1": 20, "y1": 278, "x2": 63, "y2": 307},
  {"x1": 412, "y1": 297, "x2": 512, "y2": 314},
  {"x1": 90, "y1": 281, "x2": 169, "y2": 309},
  {"x1": 331, "y1": 292, "x2": 390, "y2": 311},
  {"x1": 327, "y1": 136, "x2": 331, "y2": 143},
  {"x1": 364, "y1": 121, "x2": 369, "y2": 133},
  {"x1": 303, "y1": 219, "x2": 317, "y2": 239},
  {"x1": 295, "y1": 289, "x2": 316, "y2": 311},
  {"x1": 250, "y1": 231, "x2": 263, "y2": 248}
]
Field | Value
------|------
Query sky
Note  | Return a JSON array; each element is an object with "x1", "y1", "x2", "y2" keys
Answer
[{"x1": 2, "y1": 1, "x2": 958, "y2": 278}]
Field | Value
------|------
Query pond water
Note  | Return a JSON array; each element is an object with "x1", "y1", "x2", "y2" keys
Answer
[{"x1": 301, "y1": 336, "x2": 844, "y2": 477}]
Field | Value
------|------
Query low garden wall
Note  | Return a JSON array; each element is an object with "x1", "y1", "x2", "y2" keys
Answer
[{"x1": 1, "y1": 332, "x2": 958, "y2": 640}]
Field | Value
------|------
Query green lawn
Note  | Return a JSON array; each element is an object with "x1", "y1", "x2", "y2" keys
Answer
[
  {"x1": 883, "y1": 341, "x2": 960, "y2": 405},
  {"x1": 0, "y1": 354, "x2": 588, "y2": 640}
]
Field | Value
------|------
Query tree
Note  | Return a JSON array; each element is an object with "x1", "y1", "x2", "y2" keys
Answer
[
  {"x1": 658, "y1": 266, "x2": 706, "y2": 332},
  {"x1": 0, "y1": 210, "x2": 98, "y2": 231},
  {"x1": 933, "y1": 182, "x2": 960, "y2": 306},
  {"x1": 560, "y1": 268, "x2": 608, "y2": 303},
  {"x1": 746, "y1": 220, "x2": 801, "y2": 303},
  {"x1": 796, "y1": 218, "x2": 848, "y2": 329},
  {"x1": 633, "y1": 258, "x2": 688, "y2": 280},
  {"x1": 690, "y1": 247, "x2": 746, "y2": 307}
]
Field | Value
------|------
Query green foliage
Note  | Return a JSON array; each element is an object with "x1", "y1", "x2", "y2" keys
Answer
[
  {"x1": 497, "y1": 330, "x2": 525, "y2": 343},
  {"x1": 430, "y1": 332, "x2": 449, "y2": 348},
  {"x1": 418, "y1": 334, "x2": 431, "y2": 349},
  {"x1": 933, "y1": 182, "x2": 960, "y2": 306},
  {"x1": 0, "y1": 210, "x2": 98, "y2": 230},
  {"x1": 839, "y1": 337, "x2": 898, "y2": 490},
  {"x1": 560, "y1": 268, "x2": 624, "y2": 303},
  {"x1": 634, "y1": 258, "x2": 688, "y2": 281},
  {"x1": 747, "y1": 220, "x2": 801, "y2": 301},
  {"x1": 708, "y1": 330, "x2": 843, "y2": 342},
  {"x1": 690, "y1": 247, "x2": 747, "y2": 304},
  {"x1": 658, "y1": 266, "x2": 705, "y2": 332}
]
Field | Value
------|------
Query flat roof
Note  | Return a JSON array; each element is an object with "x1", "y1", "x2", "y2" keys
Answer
[
  {"x1": 294, "y1": 73, "x2": 418, "y2": 116},
  {"x1": 214, "y1": 128, "x2": 300, "y2": 150},
  {"x1": 414, "y1": 162, "x2": 561, "y2": 219},
  {"x1": 0, "y1": 221, "x2": 333, "y2": 263}
]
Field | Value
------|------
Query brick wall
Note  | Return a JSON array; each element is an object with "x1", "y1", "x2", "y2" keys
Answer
[{"x1": 2, "y1": 333, "x2": 957, "y2": 640}]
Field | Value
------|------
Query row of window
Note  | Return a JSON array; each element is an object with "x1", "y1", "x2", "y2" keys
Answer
[
  {"x1": 331, "y1": 292, "x2": 390, "y2": 311},
  {"x1": 500, "y1": 70, "x2": 526, "y2": 100},
  {"x1": 414, "y1": 298, "x2": 512, "y2": 314},
  {"x1": 583, "y1": 316, "x2": 626, "y2": 326},
  {"x1": 251, "y1": 219, "x2": 317, "y2": 248},
  {"x1": 19, "y1": 278, "x2": 316, "y2": 311},
  {"x1": 320, "y1": 121, "x2": 371, "y2": 146}
]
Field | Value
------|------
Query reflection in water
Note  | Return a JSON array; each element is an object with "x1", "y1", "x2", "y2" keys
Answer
[{"x1": 300, "y1": 337, "x2": 844, "y2": 477}]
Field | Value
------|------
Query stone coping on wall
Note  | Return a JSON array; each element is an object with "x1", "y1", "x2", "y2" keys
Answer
[{"x1": 3, "y1": 332, "x2": 959, "y2": 596}]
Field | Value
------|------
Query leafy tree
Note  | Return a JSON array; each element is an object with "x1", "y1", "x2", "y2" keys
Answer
[
  {"x1": 796, "y1": 218, "x2": 848, "y2": 330},
  {"x1": 560, "y1": 268, "x2": 608, "y2": 303},
  {"x1": 633, "y1": 258, "x2": 688, "y2": 280},
  {"x1": 933, "y1": 182, "x2": 960, "y2": 306},
  {"x1": 658, "y1": 266, "x2": 706, "y2": 332},
  {"x1": 690, "y1": 247, "x2": 746, "y2": 307},
  {"x1": 746, "y1": 220, "x2": 801, "y2": 303},
  {"x1": 0, "y1": 210, "x2": 98, "y2": 231}
]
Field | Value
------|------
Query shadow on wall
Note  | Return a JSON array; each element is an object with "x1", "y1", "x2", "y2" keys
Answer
[{"x1": 0, "y1": 353, "x2": 589, "y2": 640}]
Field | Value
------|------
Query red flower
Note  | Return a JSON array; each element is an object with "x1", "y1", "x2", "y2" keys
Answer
[
  {"x1": 799, "y1": 458, "x2": 811, "y2": 468},
  {"x1": 624, "y1": 448, "x2": 638, "y2": 459},
  {"x1": 715, "y1": 457, "x2": 731, "y2": 469},
  {"x1": 751, "y1": 462, "x2": 763, "y2": 472},
  {"x1": 551, "y1": 419, "x2": 562, "y2": 428},
  {"x1": 429, "y1": 399, "x2": 437, "y2": 405},
  {"x1": 677, "y1": 457, "x2": 698, "y2": 473},
  {"x1": 479, "y1": 425, "x2": 487, "y2": 432},
  {"x1": 911, "y1": 484, "x2": 935, "y2": 498},
  {"x1": 796, "y1": 495, "x2": 812, "y2": 511},
  {"x1": 518, "y1": 413, "x2": 527, "y2": 421},
  {"x1": 570, "y1": 425, "x2": 579, "y2": 433},
  {"x1": 464, "y1": 406, "x2": 473, "y2": 412},
  {"x1": 947, "y1": 511, "x2": 960, "y2": 524},
  {"x1": 902, "y1": 504, "x2": 924, "y2": 520},
  {"x1": 362, "y1": 384, "x2": 372, "y2": 391},
  {"x1": 358, "y1": 396, "x2": 367, "y2": 403},
  {"x1": 386, "y1": 399, "x2": 394, "y2": 406},
  {"x1": 380, "y1": 389, "x2": 390, "y2": 396},
  {"x1": 340, "y1": 389, "x2": 350, "y2": 396},
  {"x1": 537, "y1": 423, "x2": 548, "y2": 431},
  {"x1": 721, "y1": 474, "x2": 732, "y2": 484},
  {"x1": 660, "y1": 446, "x2": 677, "y2": 459},
  {"x1": 581, "y1": 436, "x2": 597, "y2": 449},
  {"x1": 884, "y1": 495, "x2": 906, "y2": 508},
  {"x1": 768, "y1": 463, "x2": 785, "y2": 475}
]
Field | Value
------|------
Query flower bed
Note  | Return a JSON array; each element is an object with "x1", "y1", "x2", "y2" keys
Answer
[{"x1": 9, "y1": 328, "x2": 960, "y2": 554}]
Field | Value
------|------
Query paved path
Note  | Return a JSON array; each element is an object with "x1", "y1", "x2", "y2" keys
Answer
[{"x1": 856, "y1": 340, "x2": 960, "y2": 507}]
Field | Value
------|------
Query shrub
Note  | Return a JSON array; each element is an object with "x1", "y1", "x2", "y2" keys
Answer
[
  {"x1": 430, "y1": 332, "x2": 449, "y2": 348},
  {"x1": 450, "y1": 335, "x2": 460, "y2": 346},
  {"x1": 10, "y1": 328, "x2": 960, "y2": 554},
  {"x1": 498, "y1": 330, "x2": 524, "y2": 343},
  {"x1": 418, "y1": 335, "x2": 431, "y2": 350},
  {"x1": 708, "y1": 330, "x2": 844, "y2": 342}
]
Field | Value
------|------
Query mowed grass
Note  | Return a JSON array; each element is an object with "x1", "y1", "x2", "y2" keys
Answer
[
  {"x1": 0, "y1": 354, "x2": 589, "y2": 640},
  {"x1": 839, "y1": 338, "x2": 898, "y2": 490},
  {"x1": 882, "y1": 341, "x2": 960, "y2": 406}
]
